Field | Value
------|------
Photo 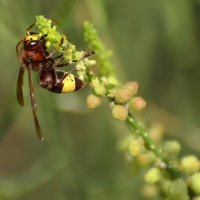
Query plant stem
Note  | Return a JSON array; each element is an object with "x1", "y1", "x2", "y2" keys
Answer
[{"x1": 126, "y1": 113, "x2": 182, "y2": 178}]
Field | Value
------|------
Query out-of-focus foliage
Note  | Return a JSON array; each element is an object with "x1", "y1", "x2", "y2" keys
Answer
[{"x1": 0, "y1": 0, "x2": 200, "y2": 199}]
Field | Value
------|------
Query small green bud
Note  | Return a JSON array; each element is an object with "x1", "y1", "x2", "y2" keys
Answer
[
  {"x1": 45, "y1": 41, "x2": 51, "y2": 47},
  {"x1": 129, "y1": 96, "x2": 146, "y2": 111},
  {"x1": 191, "y1": 173, "x2": 200, "y2": 194},
  {"x1": 107, "y1": 88, "x2": 116, "y2": 98},
  {"x1": 160, "y1": 178, "x2": 172, "y2": 194},
  {"x1": 85, "y1": 58, "x2": 96, "y2": 66},
  {"x1": 168, "y1": 179, "x2": 189, "y2": 200},
  {"x1": 125, "y1": 81, "x2": 139, "y2": 93},
  {"x1": 93, "y1": 84, "x2": 106, "y2": 96},
  {"x1": 163, "y1": 140, "x2": 181, "y2": 158},
  {"x1": 115, "y1": 81, "x2": 139, "y2": 103},
  {"x1": 144, "y1": 167, "x2": 162, "y2": 183},
  {"x1": 100, "y1": 76, "x2": 109, "y2": 86},
  {"x1": 180, "y1": 155, "x2": 200, "y2": 175},
  {"x1": 112, "y1": 105, "x2": 128, "y2": 121},
  {"x1": 74, "y1": 51, "x2": 84, "y2": 61},
  {"x1": 136, "y1": 152, "x2": 156, "y2": 166},
  {"x1": 115, "y1": 88, "x2": 132, "y2": 103},
  {"x1": 76, "y1": 61, "x2": 86, "y2": 71},
  {"x1": 107, "y1": 76, "x2": 119, "y2": 86},
  {"x1": 91, "y1": 77, "x2": 100, "y2": 86},
  {"x1": 87, "y1": 94, "x2": 102, "y2": 109},
  {"x1": 129, "y1": 137, "x2": 145, "y2": 156}
]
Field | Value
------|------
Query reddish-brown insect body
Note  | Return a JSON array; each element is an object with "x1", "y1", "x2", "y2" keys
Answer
[{"x1": 16, "y1": 22, "x2": 85, "y2": 140}]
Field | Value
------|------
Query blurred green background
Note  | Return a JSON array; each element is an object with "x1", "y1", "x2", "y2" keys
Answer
[{"x1": 0, "y1": 0, "x2": 200, "y2": 199}]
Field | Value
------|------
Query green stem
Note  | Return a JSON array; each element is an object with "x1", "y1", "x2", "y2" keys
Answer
[{"x1": 126, "y1": 113, "x2": 182, "y2": 179}]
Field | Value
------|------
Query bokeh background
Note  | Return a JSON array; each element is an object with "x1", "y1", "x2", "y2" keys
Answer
[{"x1": 0, "y1": 0, "x2": 200, "y2": 199}]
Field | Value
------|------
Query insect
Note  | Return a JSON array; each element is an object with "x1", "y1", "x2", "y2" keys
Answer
[{"x1": 16, "y1": 22, "x2": 88, "y2": 140}]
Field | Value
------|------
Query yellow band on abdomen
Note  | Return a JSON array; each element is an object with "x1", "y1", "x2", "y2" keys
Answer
[{"x1": 62, "y1": 74, "x2": 76, "y2": 93}]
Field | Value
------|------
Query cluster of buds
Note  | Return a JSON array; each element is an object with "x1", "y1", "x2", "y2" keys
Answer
[
  {"x1": 122, "y1": 120, "x2": 200, "y2": 199},
  {"x1": 111, "y1": 81, "x2": 146, "y2": 121},
  {"x1": 142, "y1": 153, "x2": 200, "y2": 199},
  {"x1": 36, "y1": 15, "x2": 87, "y2": 65},
  {"x1": 87, "y1": 79, "x2": 146, "y2": 121},
  {"x1": 86, "y1": 75, "x2": 119, "y2": 109},
  {"x1": 142, "y1": 162, "x2": 199, "y2": 199}
]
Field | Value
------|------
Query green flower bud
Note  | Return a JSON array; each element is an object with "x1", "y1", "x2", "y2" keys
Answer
[
  {"x1": 93, "y1": 84, "x2": 106, "y2": 96},
  {"x1": 107, "y1": 76, "x2": 119, "y2": 86},
  {"x1": 87, "y1": 94, "x2": 102, "y2": 109},
  {"x1": 144, "y1": 167, "x2": 162, "y2": 184},
  {"x1": 115, "y1": 88, "x2": 132, "y2": 103},
  {"x1": 100, "y1": 76, "x2": 109, "y2": 86},
  {"x1": 115, "y1": 81, "x2": 139, "y2": 103},
  {"x1": 136, "y1": 152, "x2": 156, "y2": 167},
  {"x1": 191, "y1": 173, "x2": 200, "y2": 194},
  {"x1": 125, "y1": 81, "x2": 139, "y2": 92},
  {"x1": 112, "y1": 105, "x2": 128, "y2": 121},
  {"x1": 91, "y1": 77, "x2": 100, "y2": 86},
  {"x1": 168, "y1": 179, "x2": 189, "y2": 200},
  {"x1": 180, "y1": 155, "x2": 200, "y2": 175},
  {"x1": 36, "y1": 15, "x2": 52, "y2": 32},
  {"x1": 160, "y1": 178, "x2": 172, "y2": 194},
  {"x1": 163, "y1": 140, "x2": 181, "y2": 158},
  {"x1": 129, "y1": 137, "x2": 145, "y2": 156},
  {"x1": 107, "y1": 88, "x2": 116, "y2": 98},
  {"x1": 76, "y1": 60, "x2": 86, "y2": 71},
  {"x1": 74, "y1": 51, "x2": 84, "y2": 61},
  {"x1": 129, "y1": 96, "x2": 146, "y2": 111}
]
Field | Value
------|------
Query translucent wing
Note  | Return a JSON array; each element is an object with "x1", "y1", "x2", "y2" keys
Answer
[
  {"x1": 27, "y1": 68, "x2": 43, "y2": 141},
  {"x1": 16, "y1": 67, "x2": 25, "y2": 106}
]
